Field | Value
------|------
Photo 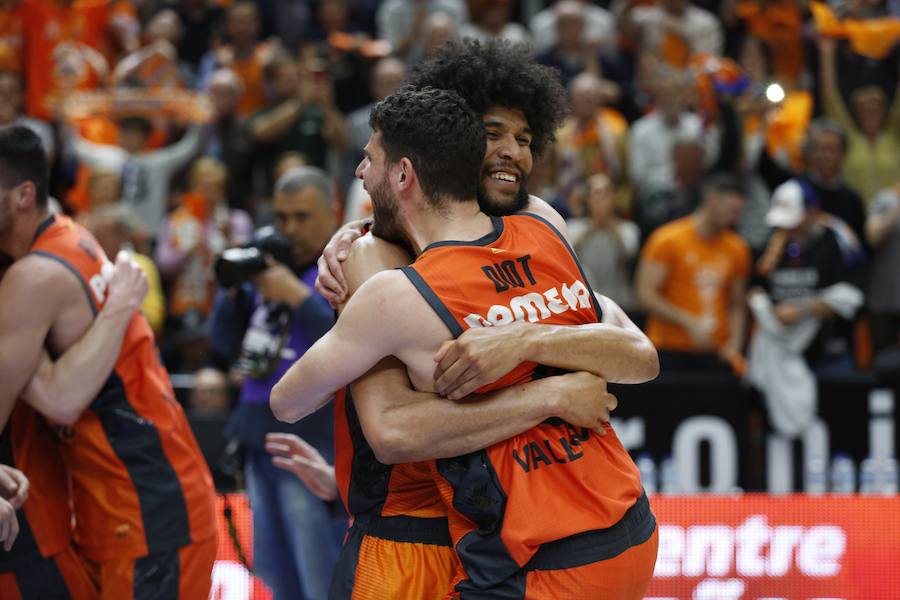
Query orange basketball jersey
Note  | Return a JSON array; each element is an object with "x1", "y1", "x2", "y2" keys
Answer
[
  {"x1": 334, "y1": 386, "x2": 446, "y2": 521},
  {"x1": 403, "y1": 214, "x2": 644, "y2": 595},
  {"x1": 0, "y1": 404, "x2": 72, "y2": 571},
  {"x1": 30, "y1": 214, "x2": 216, "y2": 561}
]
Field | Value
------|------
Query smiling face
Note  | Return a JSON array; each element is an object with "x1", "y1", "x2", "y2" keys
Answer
[{"x1": 477, "y1": 105, "x2": 533, "y2": 216}]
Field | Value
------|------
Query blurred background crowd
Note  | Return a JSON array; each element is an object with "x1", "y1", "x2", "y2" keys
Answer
[
  {"x1": 3, "y1": 0, "x2": 898, "y2": 596},
  {"x1": 0, "y1": 0, "x2": 897, "y2": 463}
]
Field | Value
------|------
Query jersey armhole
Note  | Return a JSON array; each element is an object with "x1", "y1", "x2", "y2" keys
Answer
[
  {"x1": 30, "y1": 250, "x2": 98, "y2": 316},
  {"x1": 399, "y1": 266, "x2": 464, "y2": 338}
]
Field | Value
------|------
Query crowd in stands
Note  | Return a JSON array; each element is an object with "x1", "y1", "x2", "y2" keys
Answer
[{"x1": 0, "y1": 0, "x2": 898, "y2": 406}]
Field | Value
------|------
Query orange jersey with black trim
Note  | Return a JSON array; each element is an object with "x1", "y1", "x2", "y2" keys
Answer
[
  {"x1": 0, "y1": 404, "x2": 72, "y2": 571},
  {"x1": 334, "y1": 387, "x2": 446, "y2": 520},
  {"x1": 30, "y1": 214, "x2": 216, "y2": 561},
  {"x1": 402, "y1": 214, "x2": 643, "y2": 593}
]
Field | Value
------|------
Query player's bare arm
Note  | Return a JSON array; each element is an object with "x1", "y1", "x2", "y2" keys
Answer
[
  {"x1": 285, "y1": 232, "x2": 615, "y2": 462},
  {"x1": 0, "y1": 256, "x2": 72, "y2": 430},
  {"x1": 271, "y1": 269, "x2": 428, "y2": 423},
  {"x1": 23, "y1": 254, "x2": 149, "y2": 425},
  {"x1": 351, "y1": 358, "x2": 613, "y2": 464},
  {"x1": 433, "y1": 293, "x2": 659, "y2": 400}
]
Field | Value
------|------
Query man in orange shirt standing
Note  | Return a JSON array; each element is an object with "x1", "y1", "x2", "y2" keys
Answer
[{"x1": 635, "y1": 173, "x2": 751, "y2": 372}]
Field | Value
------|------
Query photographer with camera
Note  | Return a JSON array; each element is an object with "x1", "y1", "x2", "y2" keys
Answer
[{"x1": 209, "y1": 166, "x2": 342, "y2": 600}]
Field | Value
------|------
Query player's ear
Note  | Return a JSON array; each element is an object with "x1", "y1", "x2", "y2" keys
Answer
[{"x1": 397, "y1": 158, "x2": 414, "y2": 190}]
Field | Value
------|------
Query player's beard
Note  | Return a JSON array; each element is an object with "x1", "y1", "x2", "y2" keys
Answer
[
  {"x1": 368, "y1": 174, "x2": 407, "y2": 246},
  {"x1": 476, "y1": 178, "x2": 530, "y2": 217}
]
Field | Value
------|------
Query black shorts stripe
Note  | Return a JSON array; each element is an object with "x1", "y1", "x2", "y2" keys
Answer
[
  {"x1": 11, "y1": 554, "x2": 72, "y2": 600},
  {"x1": 436, "y1": 452, "x2": 523, "y2": 597},
  {"x1": 343, "y1": 387, "x2": 392, "y2": 517},
  {"x1": 351, "y1": 514, "x2": 451, "y2": 546},
  {"x1": 134, "y1": 547, "x2": 180, "y2": 600},
  {"x1": 328, "y1": 521, "x2": 365, "y2": 600},
  {"x1": 92, "y1": 373, "x2": 191, "y2": 553},
  {"x1": 526, "y1": 491, "x2": 656, "y2": 571},
  {"x1": 30, "y1": 250, "x2": 98, "y2": 316},
  {"x1": 518, "y1": 213, "x2": 604, "y2": 321},
  {"x1": 400, "y1": 266, "x2": 464, "y2": 338}
]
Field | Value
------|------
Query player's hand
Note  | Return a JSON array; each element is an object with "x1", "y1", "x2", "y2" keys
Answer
[
  {"x1": 265, "y1": 433, "x2": 338, "y2": 501},
  {"x1": 553, "y1": 372, "x2": 616, "y2": 436},
  {"x1": 314, "y1": 220, "x2": 368, "y2": 307},
  {"x1": 433, "y1": 323, "x2": 529, "y2": 400},
  {"x1": 0, "y1": 497, "x2": 19, "y2": 552},
  {"x1": 0, "y1": 465, "x2": 28, "y2": 509},
  {"x1": 104, "y1": 251, "x2": 148, "y2": 316}
]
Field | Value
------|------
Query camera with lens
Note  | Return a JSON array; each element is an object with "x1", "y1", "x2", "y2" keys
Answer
[{"x1": 214, "y1": 225, "x2": 293, "y2": 288}]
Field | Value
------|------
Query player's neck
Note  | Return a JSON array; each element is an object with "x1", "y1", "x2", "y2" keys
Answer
[
  {"x1": 403, "y1": 200, "x2": 493, "y2": 255},
  {"x1": 1, "y1": 209, "x2": 48, "y2": 259}
]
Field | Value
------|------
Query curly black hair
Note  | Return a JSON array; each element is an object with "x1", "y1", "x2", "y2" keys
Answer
[
  {"x1": 407, "y1": 39, "x2": 568, "y2": 159},
  {"x1": 370, "y1": 86, "x2": 485, "y2": 204}
]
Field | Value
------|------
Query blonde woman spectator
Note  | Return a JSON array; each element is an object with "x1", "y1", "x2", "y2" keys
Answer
[{"x1": 155, "y1": 157, "x2": 253, "y2": 323}]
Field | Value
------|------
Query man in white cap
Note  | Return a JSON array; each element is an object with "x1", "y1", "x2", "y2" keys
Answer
[{"x1": 753, "y1": 179, "x2": 863, "y2": 372}]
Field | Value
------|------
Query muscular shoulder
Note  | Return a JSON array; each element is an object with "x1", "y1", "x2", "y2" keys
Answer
[
  {"x1": 2, "y1": 254, "x2": 79, "y2": 299},
  {"x1": 342, "y1": 232, "x2": 413, "y2": 297},
  {"x1": 522, "y1": 195, "x2": 570, "y2": 241}
]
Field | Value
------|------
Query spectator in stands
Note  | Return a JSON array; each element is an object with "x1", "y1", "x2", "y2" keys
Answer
[
  {"x1": 620, "y1": 0, "x2": 723, "y2": 66},
  {"x1": 20, "y1": 0, "x2": 137, "y2": 120},
  {"x1": 203, "y1": 68, "x2": 253, "y2": 213},
  {"x1": 300, "y1": 0, "x2": 374, "y2": 114},
  {"x1": 530, "y1": 0, "x2": 615, "y2": 56},
  {"x1": 751, "y1": 179, "x2": 864, "y2": 374},
  {"x1": 570, "y1": 174, "x2": 640, "y2": 314},
  {"x1": 112, "y1": 10, "x2": 193, "y2": 89},
  {"x1": 376, "y1": 0, "x2": 467, "y2": 64},
  {"x1": 633, "y1": 134, "x2": 706, "y2": 240},
  {"x1": 802, "y1": 119, "x2": 868, "y2": 251},
  {"x1": 818, "y1": 36, "x2": 900, "y2": 205},
  {"x1": 248, "y1": 54, "x2": 348, "y2": 190},
  {"x1": 188, "y1": 367, "x2": 231, "y2": 413},
  {"x1": 628, "y1": 68, "x2": 717, "y2": 199},
  {"x1": 865, "y1": 182, "x2": 900, "y2": 355},
  {"x1": 548, "y1": 71, "x2": 627, "y2": 218},
  {"x1": 460, "y1": 0, "x2": 531, "y2": 44},
  {"x1": 84, "y1": 204, "x2": 166, "y2": 337},
  {"x1": 209, "y1": 167, "x2": 342, "y2": 600},
  {"x1": 636, "y1": 173, "x2": 750, "y2": 372},
  {"x1": 155, "y1": 157, "x2": 252, "y2": 367},
  {"x1": 422, "y1": 11, "x2": 460, "y2": 57},
  {"x1": 69, "y1": 112, "x2": 206, "y2": 235},
  {"x1": 198, "y1": 1, "x2": 275, "y2": 117},
  {"x1": 0, "y1": 71, "x2": 53, "y2": 160},
  {"x1": 535, "y1": 0, "x2": 622, "y2": 88},
  {"x1": 174, "y1": 0, "x2": 224, "y2": 72},
  {"x1": 345, "y1": 57, "x2": 406, "y2": 184}
]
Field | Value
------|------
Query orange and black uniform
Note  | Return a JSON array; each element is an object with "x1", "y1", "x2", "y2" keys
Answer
[
  {"x1": 403, "y1": 214, "x2": 658, "y2": 599},
  {"x1": 28, "y1": 214, "x2": 217, "y2": 599},
  {"x1": 330, "y1": 386, "x2": 458, "y2": 599},
  {"x1": 0, "y1": 405, "x2": 97, "y2": 600}
]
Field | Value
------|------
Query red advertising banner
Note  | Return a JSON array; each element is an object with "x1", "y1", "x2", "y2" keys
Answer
[
  {"x1": 646, "y1": 494, "x2": 900, "y2": 600},
  {"x1": 210, "y1": 493, "x2": 900, "y2": 599}
]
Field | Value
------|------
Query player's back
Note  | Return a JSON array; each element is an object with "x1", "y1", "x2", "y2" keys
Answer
[
  {"x1": 404, "y1": 213, "x2": 650, "y2": 596},
  {"x1": 30, "y1": 214, "x2": 216, "y2": 561}
]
